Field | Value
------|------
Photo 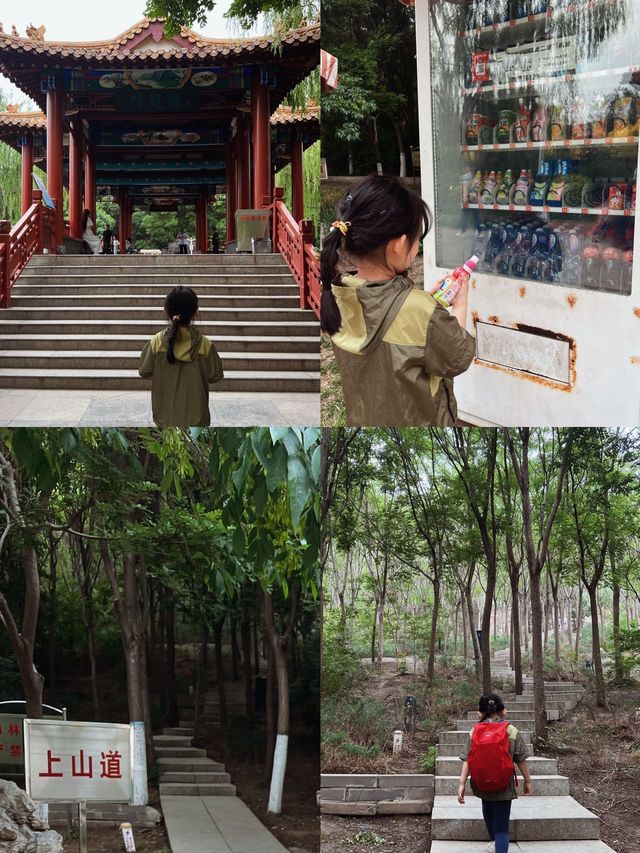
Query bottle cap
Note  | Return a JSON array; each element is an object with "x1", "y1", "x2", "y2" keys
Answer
[{"x1": 463, "y1": 255, "x2": 479, "y2": 273}]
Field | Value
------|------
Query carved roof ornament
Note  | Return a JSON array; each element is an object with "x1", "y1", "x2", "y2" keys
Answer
[
  {"x1": 11, "y1": 25, "x2": 19, "y2": 37},
  {"x1": 26, "y1": 23, "x2": 46, "y2": 41},
  {"x1": 0, "y1": 23, "x2": 4, "y2": 33},
  {"x1": 6, "y1": 103, "x2": 20, "y2": 113}
]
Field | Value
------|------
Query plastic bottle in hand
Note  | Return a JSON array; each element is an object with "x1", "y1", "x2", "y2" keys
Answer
[{"x1": 433, "y1": 255, "x2": 479, "y2": 307}]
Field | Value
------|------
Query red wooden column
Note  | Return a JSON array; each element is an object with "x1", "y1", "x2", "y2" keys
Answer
[
  {"x1": 83, "y1": 141, "x2": 96, "y2": 221},
  {"x1": 236, "y1": 114, "x2": 251, "y2": 210},
  {"x1": 226, "y1": 143, "x2": 237, "y2": 244},
  {"x1": 46, "y1": 73, "x2": 65, "y2": 247},
  {"x1": 251, "y1": 76, "x2": 271, "y2": 208},
  {"x1": 291, "y1": 133, "x2": 305, "y2": 223},
  {"x1": 20, "y1": 134, "x2": 34, "y2": 215},
  {"x1": 68, "y1": 118, "x2": 84, "y2": 239},
  {"x1": 118, "y1": 188, "x2": 127, "y2": 254},
  {"x1": 200, "y1": 186, "x2": 209, "y2": 252}
]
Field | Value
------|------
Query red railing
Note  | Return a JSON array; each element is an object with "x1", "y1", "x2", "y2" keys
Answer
[
  {"x1": 0, "y1": 191, "x2": 56, "y2": 309},
  {"x1": 265, "y1": 188, "x2": 320, "y2": 319}
]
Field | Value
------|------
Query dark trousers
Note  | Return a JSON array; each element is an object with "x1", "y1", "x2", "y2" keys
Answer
[
  {"x1": 481, "y1": 799, "x2": 512, "y2": 853},
  {"x1": 179, "y1": 244, "x2": 188, "y2": 254}
]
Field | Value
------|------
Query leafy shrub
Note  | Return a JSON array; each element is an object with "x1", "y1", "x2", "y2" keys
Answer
[
  {"x1": 339, "y1": 742, "x2": 380, "y2": 759},
  {"x1": 419, "y1": 745, "x2": 437, "y2": 773}
]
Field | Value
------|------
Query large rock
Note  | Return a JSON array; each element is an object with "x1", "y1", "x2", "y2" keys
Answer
[{"x1": 0, "y1": 779, "x2": 63, "y2": 852}]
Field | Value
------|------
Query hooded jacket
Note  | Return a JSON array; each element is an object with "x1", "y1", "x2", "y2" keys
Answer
[
  {"x1": 330, "y1": 273, "x2": 475, "y2": 426},
  {"x1": 139, "y1": 325, "x2": 223, "y2": 427}
]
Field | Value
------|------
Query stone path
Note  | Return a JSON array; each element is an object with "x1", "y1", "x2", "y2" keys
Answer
[
  {"x1": 431, "y1": 654, "x2": 615, "y2": 852},
  {"x1": 157, "y1": 682, "x2": 288, "y2": 852},
  {"x1": 0, "y1": 389, "x2": 319, "y2": 426}
]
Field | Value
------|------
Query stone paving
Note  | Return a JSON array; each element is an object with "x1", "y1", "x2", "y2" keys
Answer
[{"x1": 0, "y1": 389, "x2": 319, "y2": 426}]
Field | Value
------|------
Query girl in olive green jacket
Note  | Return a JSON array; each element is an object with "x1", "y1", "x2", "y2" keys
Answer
[{"x1": 139, "y1": 286, "x2": 223, "y2": 427}]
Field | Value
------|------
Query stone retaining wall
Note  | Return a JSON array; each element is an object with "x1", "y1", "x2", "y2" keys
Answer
[{"x1": 319, "y1": 773, "x2": 434, "y2": 815}]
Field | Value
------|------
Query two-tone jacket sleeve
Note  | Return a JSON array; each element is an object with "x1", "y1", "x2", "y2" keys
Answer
[
  {"x1": 139, "y1": 340, "x2": 155, "y2": 378},
  {"x1": 424, "y1": 306, "x2": 476, "y2": 378},
  {"x1": 207, "y1": 343, "x2": 224, "y2": 384}
]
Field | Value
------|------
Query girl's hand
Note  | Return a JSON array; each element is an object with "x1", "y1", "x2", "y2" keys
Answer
[
  {"x1": 429, "y1": 275, "x2": 448, "y2": 295},
  {"x1": 451, "y1": 276, "x2": 470, "y2": 304},
  {"x1": 457, "y1": 783, "x2": 466, "y2": 804},
  {"x1": 523, "y1": 779, "x2": 532, "y2": 796}
]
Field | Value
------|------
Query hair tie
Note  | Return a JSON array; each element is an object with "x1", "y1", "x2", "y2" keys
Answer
[
  {"x1": 172, "y1": 315, "x2": 181, "y2": 322},
  {"x1": 331, "y1": 220, "x2": 351, "y2": 236}
]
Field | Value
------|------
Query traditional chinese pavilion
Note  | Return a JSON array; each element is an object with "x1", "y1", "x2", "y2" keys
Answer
[{"x1": 0, "y1": 17, "x2": 319, "y2": 252}]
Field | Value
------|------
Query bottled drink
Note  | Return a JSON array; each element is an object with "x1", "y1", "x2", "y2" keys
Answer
[
  {"x1": 581, "y1": 245, "x2": 602, "y2": 290},
  {"x1": 563, "y1": 227, "x2": 582, "y2": 286},
  {"x1": 433, "y1": 255, "x2": 479, "y2": 307},
  {"x1": 496, "y1": 169, "x2": 514, "y2": 204},
  {"x1": 600, "y1": 246, "x2": 623, "y2": 293},
  {"x1": 510, "y1": 226, "x2": 533, "y2": 277},
  {"x1": 485, "y1": 223, "x2": 506, "y2": 268},
  {"x1": 514, "y1": 98, "x2": 531, "y2": 142},
  {"x1": 481, "y1": 171, "x2": 498, "y2": 204},
  {"x1": 472, "y1": 225, "x2": 491, "y2": 268},
  {"x1": 621, "y1": 248, "x2": 633, "y2": 294},
  {"x1": 495, "y1": 224, "x2": 518, "y2": 274}
]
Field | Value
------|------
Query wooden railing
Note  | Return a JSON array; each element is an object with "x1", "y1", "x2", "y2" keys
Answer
[
  {"x1": 265, "y1": 188, "x2": 320, "y2": 319},
  {"x1": 0, "y1": 191, "x2": 56, "y2": 309}
]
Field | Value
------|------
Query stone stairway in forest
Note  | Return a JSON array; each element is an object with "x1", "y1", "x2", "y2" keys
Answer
[
  {"x1": 430, "y1": 661, "x2": 615, "y2": 852},
  {"x1": 0, "y1": 254, "x2": 319, "y2": 392}
]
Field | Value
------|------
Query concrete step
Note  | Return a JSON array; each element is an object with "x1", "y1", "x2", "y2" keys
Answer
[
  {"x1": 159, "y1": 782, "x2": 236, "y2": 797},
  {"x1": 27, "y1": 253, "x2": 289, "y2": 266},
  {"x1": 2, "y1": 306, "x2": 314, "y2": 322},
  {"x1": 0, "y1": 319, "x2": 318, "y2": 337},
  {"x1": 153, "y1": 735, "x2": 193, "y2": 747},
  {"x1": 431, "y1": 796, "x2": 601, "y2": 841},
  {"x1": 11, "y1": 293, "x2": 301, "y2": 309},
  {"x1": 12, "y1": 284, "x2": 300, "y2": 298},
  {"x1": 438, "y1": 730, "x2": 532, "y2": 748},
  {"x1": 162, "y1": 727, "x2": 195, "y2": 737},
  {"x1": 0, "y1": 368, "x2": 320, "y2": 392},
  {"x1": 456, "y1": 718, "x2": 533, "y2": 730},
  {"x1": 0, "y1": 351, "x2": 320, "y2": 372},
  {"x1": 154, "y1": 746, "x2": 207, "y2": 758},
  {"x1": 17, "y1": 274, "x2": 297, "y2": 288},
  {"x1": 159, "y1": 772, "x2": 231, "y2": 784},
  {"x1": 156, "y1": 757, "x2": 224, "y2": 773},
  {"x1": 0, "y1": 334, "x2": 318, "y2": 353},
  {"x1": 436, "y1": 756, "x2": 559, "y2": 777},
  {"x1": 435, "y1": 775, "x2": 570, "y2": 796},
  {"x1": 430, "y1": 841, "x2": 617, "y2": 852},
  {"x1": 48, "y1": 802, "x2": 161, "y2": 827}
]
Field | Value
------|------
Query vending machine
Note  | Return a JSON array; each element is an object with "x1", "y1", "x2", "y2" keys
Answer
[{"x1": 414, "y1": 0, "x2": 640, "y2": 425}]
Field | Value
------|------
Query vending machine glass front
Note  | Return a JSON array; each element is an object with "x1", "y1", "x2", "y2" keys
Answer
[{"x1": 428, "y1": 0, "x2": 639, "y2": 296}]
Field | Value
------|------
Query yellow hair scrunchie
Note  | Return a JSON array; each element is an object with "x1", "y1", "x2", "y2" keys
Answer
[{"x1": 331, "y1": 220, "x2": 351, "y2": 236}]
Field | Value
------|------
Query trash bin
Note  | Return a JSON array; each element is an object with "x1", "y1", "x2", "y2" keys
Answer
[
  {"x1": 235, "y1": 209, "x2": 270, "y2": 252},
  {"x1": 251, "y1": 237, "x2": 272, "y2": 254}
]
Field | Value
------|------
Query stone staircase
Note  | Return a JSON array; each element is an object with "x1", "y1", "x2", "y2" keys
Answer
[
  {"x1": 431, "y1": 664, "x2": 615, "y2": 852},
  {"x1": 0, "y1": 254, "x2": 319, "y2": 392},
  {"x1": 155, "y1": 727, "x2": 236, "y2": 798}
]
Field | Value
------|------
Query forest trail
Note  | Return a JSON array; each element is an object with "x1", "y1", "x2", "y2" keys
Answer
[
  {"x1": 157, "y1": 682, "x2": 289, "y2": 852},
  {"x1": 430, "y1": 651, "x2": 615, "y2": 852}
]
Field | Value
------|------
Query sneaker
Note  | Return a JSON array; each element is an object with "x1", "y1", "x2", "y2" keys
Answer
[{"x1": 486, "y1": 844, "x2": 495, "y2": 853}]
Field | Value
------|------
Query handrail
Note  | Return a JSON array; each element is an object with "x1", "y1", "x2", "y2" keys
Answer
[
  {"x1": 0, "y1": 194, "x2": 55, "y2": 309},
  {"x1": 263, "y1": 189, "x2": 320, "y2": 319}
]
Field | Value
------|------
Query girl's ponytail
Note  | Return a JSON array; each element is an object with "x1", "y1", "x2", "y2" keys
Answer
[
  {"x1": 167, "y1": 315, "x2": 181, "y2": 364},
  {"x1": 320, "y1": 227, "x2": 343, "y2": 335}
]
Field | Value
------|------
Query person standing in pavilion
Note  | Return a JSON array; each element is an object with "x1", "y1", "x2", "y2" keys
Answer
[{"x1": 82, "y1": 209, "x2": 100, "y2": 254}]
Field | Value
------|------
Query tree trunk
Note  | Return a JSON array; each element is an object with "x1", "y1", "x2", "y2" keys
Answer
[
  {"x1": 241, "y1": 616, "x2": 254, "y2": 724},
  {"x1": 574, "y1": 586, "x2": 583, "y2": 661},
  {"x1": 392, "y1": 117, "x2": 407, "y2": 177},
  {"x1": 529, "y1": 570, "x2": 547, "y2": 740},
  {"x1": 587, "y1": 586, "x2": 606, "y2": 706},
  {"x1": 371, "y1": 601, "x2": 378, "y2": 666},
  {"x1": 263, "y1": 591, "x2": 291, "y2": 814},
  {"x1": 214, "y1": 617, "x2": 228, "y2": 737},
  {"x1": 230, "y1": 617, "x2": 241, "y2": 682},
  {"x1": 466, "y1": 588, "x2": 481, "y2": 677},
  {"x1": 165, "y1": 597, "x2": 178, "y2": 728},
  {"x1": 48, "y1": 534, "x2": 57, "y2": 691},
  {"x1": 427, "y1": 575, "x2": 440, "y2": 685},
  {"x1": 193, "y1": 625, "x2": 208, "y2": 739},
  {"x1": 264, "y1": 637, "x2": 276, "y2": 783},
  {"x1": 510, "y1": 575, "x2": 523, "y2": 695}
]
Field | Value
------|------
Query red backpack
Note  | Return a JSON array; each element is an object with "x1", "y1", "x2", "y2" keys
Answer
[{"x1": 467, "y1": 721, "x2": 515, "y2": 793}]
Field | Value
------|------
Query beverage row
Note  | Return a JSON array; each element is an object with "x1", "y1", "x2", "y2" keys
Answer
[
  {"x1": 465, "y1": 94, "x2": 640, "y2": 145},
  {"x1": 470, "y1": 217, "x2": 633, "y2": 293},
  {"x1": 467, "y1": 162, "x2": 637, "y2": 210},
  {"x1": 466, "y1": 0, "x2": 570, "y2": 30}
]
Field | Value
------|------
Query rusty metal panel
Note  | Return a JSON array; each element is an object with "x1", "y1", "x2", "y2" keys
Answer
[{"x1": 476, "y1": 321, "x2": 571, "y2": 385}]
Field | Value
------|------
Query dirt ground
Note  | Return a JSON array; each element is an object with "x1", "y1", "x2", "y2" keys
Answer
[
  {"x1": 542, "y1": 687, "x2": 640, "y2": 853},
  {"x1": 58, "y1": 823, "x2": 169, "y2": 852},
  {"x1": 224, "y1": 736, "x2": 320, "y2": 853},
  {"x1": 321, "y1": 815, "x2": 429, "y2": 853}
]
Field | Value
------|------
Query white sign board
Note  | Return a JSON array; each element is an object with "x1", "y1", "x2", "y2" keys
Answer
[
  {"x1": 24, "y1": 720, "x2": 133, "y2": 803},
  {"x1": 0, "y1": 713, "x2": 60, "y2": 766}
]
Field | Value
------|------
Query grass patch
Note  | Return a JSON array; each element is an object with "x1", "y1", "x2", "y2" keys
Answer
[{"x1": 321, "y1": 335, "x2": 346, "y2": 426}]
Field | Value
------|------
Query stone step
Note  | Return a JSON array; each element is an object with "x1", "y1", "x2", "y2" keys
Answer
[
  {"x1": 0, "y1": 351, "x2": 320, "y2": 372},
  {"x1": 0, "y1": 334, "x2": 318, "y2": 353},
  {"x1": 456, "y1": 718, "x2": 534, "y2": 730},
  {"x1": 12, "y1": 283, "x2": 300, "y2": 298},
  {"x1": 2, "y1": 306, "x2": 314, "y2": 322},
  {"x1": 156, "y1": 757, "x2": 224, "y2": 773},
  {"x1": 436, "y1": 756, "x2": 559, "y2": 777},
  {"x1": 438, "y1": 730, "x2": 532, "y2": 747},
  {"x1": 48, "y1": 803, "x2": 161, "y2": 827},
  {"x1": 435, "y1": 775, "x2": 570, "y2": 797},
  {"x1": 0, "y1": 319, "x2": 318, "y2": 337},
  {"x1": 16, "y1": 274, "x2": 296, "y2": 288},
  {"x1": 159, "y1": 782, "x2": 236, "y2": 797},
  {"x1": 154, "y1": 746, "x2": 207, "y2": 758},
  {"x1": 27, "y1": 253, "x2": 289, "y2": 266},
  {"x1": 430, "y1": 841, "x2": 616, "y2": 852},
  {"x1": 465, "y1": 711, "x2": 535, "y2": 720},
  {"x1": 153, "y1": 735, "x2": 193, "y2": 747},
  {"x1": 159, "y1": 772, "x2": 231, "y2": 784},
  {"x1": 0, "y1": 368, "x2": 320, "y2": 392},
  {"x1": 431, "y1": 796, "x2": 601, "y2": 841},
  {"x1": 162, "y1": 727, "x2": 195, "y2": 737},
  {"x1": 11, "y1": 293, "x2": 301, "y2": 308}
]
